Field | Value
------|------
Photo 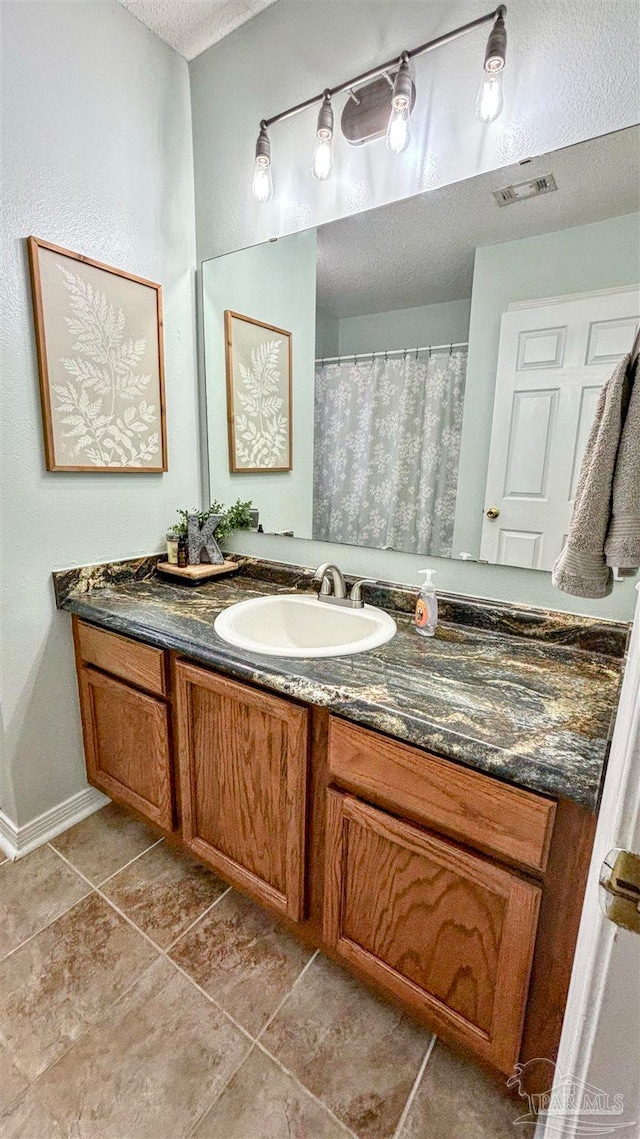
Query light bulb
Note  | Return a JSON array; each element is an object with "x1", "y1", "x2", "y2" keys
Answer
[
  {"x1": 312, "y1": 92, "x2": 334, "y2": 181},
  {"x1": 311, "y1": 136, "x2": 333, "y2": 180},
  {"x1": 386, "y1": 103, "x2": 411, "y2": 154},
  {"x1": 477, "y1": 11, "x2": 506, "y2": 123},
  {"x1": 252, "y1": 158, "x2": 273, "y2": 202},
  {"x1": 386, "y1": 56, "x2": 414, "y2": 155},
  {"x1": 476, "y1": 67, "x2": 503, "y2": 123},
  {"x1": 251, "y1": 122, "x2": 273, "y2": 203}
]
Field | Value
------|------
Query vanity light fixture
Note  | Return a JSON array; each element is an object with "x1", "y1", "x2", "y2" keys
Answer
[
  {"x1": 476, "y1": 9, "x2": 507, "y2": 122},
  {"x1": 251, "y1": 4, "x2": 507, "y2": 201},
  {"x1": 311, "y1": 91, "x2": 334, "y2": 180}
]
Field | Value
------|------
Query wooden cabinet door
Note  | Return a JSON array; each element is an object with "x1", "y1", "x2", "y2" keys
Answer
[
  {"x1": 175, "y1": 662, "x2": 309, "y2": 921},
  {"x1": 78, "y1": 666, "x2": 174, "y2": 831},
  {"x1": 324, "y1": 791, "x2": 541, "y2": 1073}
]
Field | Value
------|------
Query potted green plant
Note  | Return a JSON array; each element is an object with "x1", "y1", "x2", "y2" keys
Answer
[{"x1": 171, "y1": 499, "x2": 254, "y2": 545}]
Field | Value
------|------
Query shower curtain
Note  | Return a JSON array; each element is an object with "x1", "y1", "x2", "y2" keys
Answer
[{"x1": 312, "y1": 350, "x2": 467, "y2": 557}]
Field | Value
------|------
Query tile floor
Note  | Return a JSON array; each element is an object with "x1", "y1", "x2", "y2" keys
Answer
[{"x1": 0, "y1": 804, "x2": 520, "y2": 1138}]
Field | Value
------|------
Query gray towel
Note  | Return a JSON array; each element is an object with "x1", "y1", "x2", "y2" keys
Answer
[
  {"x1": 552, "y1": 354, "x2": 632, "y2": 599},
  {"x1": 605, "y1": 362, "x2": 640, "y2": 570}
]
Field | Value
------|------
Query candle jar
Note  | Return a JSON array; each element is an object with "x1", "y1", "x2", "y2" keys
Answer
[{"x1": 166, "y1": 531, "x2": 179, "y2": 565}]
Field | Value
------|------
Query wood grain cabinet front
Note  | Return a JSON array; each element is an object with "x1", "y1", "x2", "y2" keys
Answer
[
  {"x1": 68, "y1": 621, "x2": 591, "y2": 1086},
  {"x1": 328, "y1": 717, "x2": 556, "y2": 873},
  {"x1": 77, "y1": 666, "x2": 175, "y2": 831},
  {"x1": 75, "y1": 619, "x2": 167, "y2": 697},
  {"x1": 324, "y1": 790, "x2": 541, "y2": 1073},
  {"x1": 174, "y1": 660, "x2": 310, "y2": 921}
]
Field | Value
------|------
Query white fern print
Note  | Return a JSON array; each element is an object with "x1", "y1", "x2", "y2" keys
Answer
[
  {"x1": 234, "y1": 338, "x2": 288, "y2": 467},
  {"x1": 52, "y1": 266, "x2": 159, "y2": 466}
]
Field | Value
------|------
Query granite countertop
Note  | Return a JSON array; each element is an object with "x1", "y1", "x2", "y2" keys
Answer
[{"x1": 57, "y1": 565, "x2": 626, "y2": 810}]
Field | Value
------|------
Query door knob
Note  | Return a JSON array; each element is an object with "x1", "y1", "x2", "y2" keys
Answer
[
  {"x1": 599, "y1": 849, "x2": 640, "y2": 933},
  {"x1": 486, "y1": 507, "x2": 500, "y2": 520}
]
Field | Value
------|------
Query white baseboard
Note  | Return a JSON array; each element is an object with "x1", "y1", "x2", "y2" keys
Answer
[{"x1": 0, "y1": 786, "x2": 110, "y2": 861}]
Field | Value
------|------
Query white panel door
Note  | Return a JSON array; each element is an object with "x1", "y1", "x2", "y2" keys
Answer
[
  {"x1": 542, "y1": 584, "x2": 639, "y2": 1139},
  {"x1": 480, "y1": 287, "x2": 639, "y2": 570}
]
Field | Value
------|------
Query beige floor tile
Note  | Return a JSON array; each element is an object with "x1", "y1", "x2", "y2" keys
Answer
[
  {"x1": 0, "y1": 1041, "x2": 28, "y2": 1114},
  {"x1": 0, "y1": 1087, "x2": 66, "y2": 1139},
  {"x1": 101, "y1": 841, "x2": 227, "y2": 948},
  {"x1": 36, "y1": 958, "x2": 251, "y2": 1139},
  {"x1": 169, "y1": 889, "x2": 312, "y2": 1035},
  {"x1": 0, "y1": 846, "x2": 90, "y2": 958},
  {"x1": 398, "y1": 1041, "x2": 518, "y2": 1139},
  {"x1": 50, "y1": 802, "x2": 159, "y2": 884},
  {"x1": 0, "y1": 892, "x2": 158, "y2": 1082},
  {"x1": 194, "y1": 1046, "x2": 349, "y2": 1139},
  {"x1": 261, "y1": 955, "x2": 431, "y2": 1139}
]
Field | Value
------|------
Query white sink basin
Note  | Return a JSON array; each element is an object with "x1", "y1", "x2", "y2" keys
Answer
[{"x1": 214, "y1": 593, "x2": 397, "y2": 658}]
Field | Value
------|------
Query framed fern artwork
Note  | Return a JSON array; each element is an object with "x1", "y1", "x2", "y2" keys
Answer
[
  {"x1": 224, "y1": 310, "x2": 292, "y2": 473},
  {"x1": 27, "y1": 236, "x2": 168, "y2": 472}
]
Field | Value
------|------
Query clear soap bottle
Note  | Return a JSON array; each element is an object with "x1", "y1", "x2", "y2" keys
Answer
[{"x1": 414, "y1": 569, "x2": 438, "y2": 637}]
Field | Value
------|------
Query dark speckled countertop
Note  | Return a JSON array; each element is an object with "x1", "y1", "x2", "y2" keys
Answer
[{"x1": 56, "y1": 559, "x2": 628, "y2": 810}]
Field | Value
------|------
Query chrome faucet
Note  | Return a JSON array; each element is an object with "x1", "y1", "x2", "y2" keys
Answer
[{"x1": 313, "y1": 563, "x2": 377, "y2": 609}]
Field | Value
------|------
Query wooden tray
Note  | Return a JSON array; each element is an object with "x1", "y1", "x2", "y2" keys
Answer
[{"x1": 156, "y1": 560, "x2": 239, "y2": 583}]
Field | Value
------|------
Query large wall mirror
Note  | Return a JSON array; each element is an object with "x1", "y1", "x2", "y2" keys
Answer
[{"x1": 202, "y1": 126, "x2": 639, "y2": 572}]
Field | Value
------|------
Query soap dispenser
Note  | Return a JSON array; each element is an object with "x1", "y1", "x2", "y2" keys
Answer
[{"x1": 414, "y1": 569, "x2": 437, "y2": 638}]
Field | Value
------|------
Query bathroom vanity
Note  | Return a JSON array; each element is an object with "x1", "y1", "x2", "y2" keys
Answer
[{"x1": 56, "y1": 558, "x2": 627, "y2": 1094}]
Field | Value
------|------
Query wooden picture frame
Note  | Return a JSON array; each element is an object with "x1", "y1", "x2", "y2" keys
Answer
[
  {"x1": 224, "y1": 309, "x2": 292, "y2": 473},
  {"x1": 27, "y1": 236, "x2": 168, "y2": 472}
]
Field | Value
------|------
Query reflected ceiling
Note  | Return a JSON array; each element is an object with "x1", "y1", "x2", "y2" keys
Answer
[{"x1": 316, "y1": 127, "x2": 640, "y2": 317}]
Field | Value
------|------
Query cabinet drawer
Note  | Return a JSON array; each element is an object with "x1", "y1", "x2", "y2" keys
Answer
[
  {"x1": 324, "y1": 791, "x2": 541, "y2": 1073},
  {"x1": 75, "y1": 620, "x2": 167, "y2": 697},
  {"x1": 328, "y1": 718, "x2": 555, "y2": 873}
]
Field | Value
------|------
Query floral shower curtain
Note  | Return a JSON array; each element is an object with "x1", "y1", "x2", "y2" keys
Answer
[{"x1": 312, "y1": 350, "x2": 467, "y2": 557}]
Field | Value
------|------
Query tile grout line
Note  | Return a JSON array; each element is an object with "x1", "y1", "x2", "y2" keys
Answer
[
  {"x1": 254, "y1": 948, "x2": 319, "y2": 1044},
  {"x1": 50, "y1": 847, "x2": 200, "y2": 961},
  {"x1": 93, "y1": 836, "x2": 165, "y2": 888},
  {"x1": 165, "y1": 955, "x2": 257, "y2": 1044},
  {"x1": 2, "y1": 954, "x2": 164, "y2": 1111},
  {"x1": 162, "y1": 944, "x2": 357, "y2": 1137},
  {"x1": 163, "y1": 886, "x2": 233, "y2": 954},
  {"x1": 11, "y1": 851, "x2": 261, "y2": 1128},
  {"x1": 251, "y1": 1035, "x2": 360, "y2": 1139},
  {"x1": 391, "y1": 1034, "x2": 437, "y2": 1139},
  {"x1": 51, "y1": 839, "x2": 234, "y2": 958},
  {"x1": 50, "y1": 849, "x2": 262, "y2": 1050},
  {"x1": 0, "y1": 883, "x2": 94, "y2": 963},
  {"x1": 44, "y1": 949, "x2": 344, "y2": 1139},
  {"x1": 13, "y1": 848, "x2": 361, "y2": 1139},
  {"x1": 49, "y1": 843, "x2": 230, "y2": 961},
  {"x1": 183, "y1": 1041, "x2": 261, "y2": 1139}
]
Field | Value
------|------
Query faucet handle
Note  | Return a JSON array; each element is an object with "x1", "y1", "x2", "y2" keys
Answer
[{"x1": 349, "y1": 579, "x2": 378, "y2": 603}]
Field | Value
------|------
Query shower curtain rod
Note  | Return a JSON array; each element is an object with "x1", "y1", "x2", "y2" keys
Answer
[{"x1": 315, "y1": 341, "x2": 469, "y2": 364}]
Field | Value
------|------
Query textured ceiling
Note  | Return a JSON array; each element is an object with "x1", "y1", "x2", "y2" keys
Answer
[
  {"x1": 116, "y1": 0, "x2": 277, "y2": 60},
  {"x1": 316, "y1": 126, "x2": 640, "y2": 318}
]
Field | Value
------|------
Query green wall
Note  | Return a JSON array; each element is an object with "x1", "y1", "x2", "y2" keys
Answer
[
  {"x1": 315, "y1": 308, "x2": 339, "y2": 357},
  {"x1": 203, "y1": 230, "x2": 317, "y2": 537},
  {"x1": 191, "y1": 0, "x2": 640, "y2": 621},
  {"x1": 337, "y1": 298, "x2": 471, "y2": 357},
  {"x1": 2, "y1": 0, "x2": 199, "y2": 827},
  {"x1": 453, "y1": 213, "x2": 640, "y2": 571}
]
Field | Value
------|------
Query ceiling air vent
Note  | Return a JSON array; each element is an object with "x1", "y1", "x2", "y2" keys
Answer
[{"x1": 492, "y1": 173, "x2": 558, "y2": 206}]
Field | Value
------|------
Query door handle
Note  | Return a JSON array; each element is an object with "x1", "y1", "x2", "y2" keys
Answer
[
  {"x1": 486, "y1": 507, "x2": 500, "y2": 520},
  {"x1": 599, "y1": 849, "x2": 640, "y2": 933}
]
